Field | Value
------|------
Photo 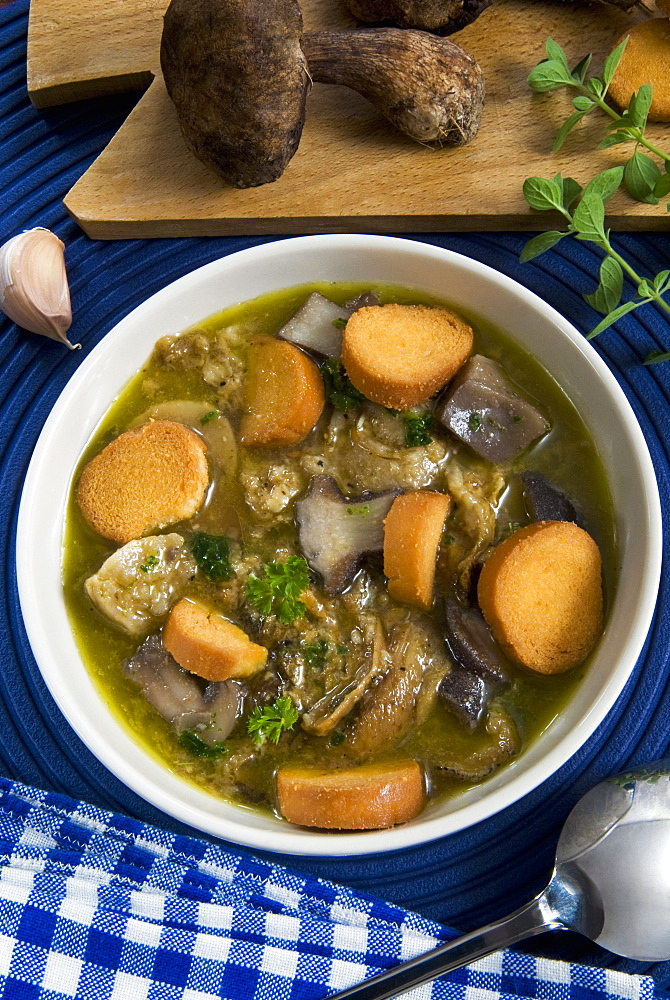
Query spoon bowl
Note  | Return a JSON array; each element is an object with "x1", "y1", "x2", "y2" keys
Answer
[{"x1": 328, "y1": 761, "x2": 670, "y2": 1000}]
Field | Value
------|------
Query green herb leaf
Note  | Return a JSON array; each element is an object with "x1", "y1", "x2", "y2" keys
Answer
[
  {"x1": 302, "y1": 639, "x2": 329, "y2": 670},
  {"x1": 626, "y1": 84, "x2": 653, "y2": 131},
  {"x1": 644, "y1": 350, "x2": 670, "y2": 365},
  {"x1": 191, "y1": 532, "x2": 232, "y2": 581},
  {"x1": 321, "y1": 358, "x2": 365, "y2": 412},
  {"x1": 247, "y1": 696, "x2": 299, "y2": 745},
  {"x1": 624, "y1": 151, "x2": 661, "y2": 204},
  {"x1": 200, "y1": 410, "x2": 218, "y2": 425},
  {"x1": 330, "y1": 731, "x2": 346, "y2": 746},
  {"x1": 545, "y1": 37, "x2": 569, "y2": 68},
  {"x1": 561, "y1": 177, "x2": 583, "y2": 210},
  {"x1": 178, "y1": 730, "x2": 228, "y2": 759},
  {"x1": 572, "y1": 95, "x2": 594, "y2": 112},
  {"x1": 522, "y1": 176, "x2": 564, "y2": 212},
  {"x1": 583, "y1": 257, "x2": 624, "y2": 314},
  {"x1": 332, "y1": 317, "x2": 348, "y2": 329},
  {"x1": 139, "y1": 554, "x2": 159, "y2": 573},
  {"x1": 602, "y1": 37, "x2": 628, "y2": 91},
  {"x1": 600, "y1": 131, "x2": 633, "y2": 149},
  {"x1": 402, "y1": 411, "x2": 433, "y2": 447},
  {"x1": 519, "y1": 230, "x2": 566, "y2": 263},
  {"x1": 583, "y1": 166, "x2": 624, "y2": 205},
  {"x1": 553, "y1": 110, "x2": 587, "y2": 153},
  {"x1": 571, "y1": 52, "x2": 592, "y2": 84},
  {"x1": 654, "y1": 173, "x2": 670, "y2": 199},
  {"x1": 468, "y1": 411, "x2": 482, "y2": 431},
  {"x1": 346, "y1": 504, "x2": 371, "y2": 516},
  {"x1": 653, "y1": 270, "x2": 670, "y2": 292},
  {"x1": 527, "y1": 59, "x2": 574, "y2": 92},
  {"x1": 572, "y1": 191, "x2": 607, "y2": 244},
  {"x1": 245, "y1": 556, "x2": 310, "y2": 625},
  {"x1": 587, "y1": 299, "x2": 640, "y2": 338}
]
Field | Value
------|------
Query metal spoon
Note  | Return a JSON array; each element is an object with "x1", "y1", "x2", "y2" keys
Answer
[{"x1": 329, "y1": 761, "x2": 670, "y2": 1000}]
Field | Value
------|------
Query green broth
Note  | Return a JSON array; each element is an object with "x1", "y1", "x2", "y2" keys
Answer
[{"x1": 63, "y1": 282, "x2": 616, "y2": 819}]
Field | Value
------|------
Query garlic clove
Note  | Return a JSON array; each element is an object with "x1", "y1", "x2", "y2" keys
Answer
[{"x1": 0, "y1": 228, "x2": 79, "y2": 349}]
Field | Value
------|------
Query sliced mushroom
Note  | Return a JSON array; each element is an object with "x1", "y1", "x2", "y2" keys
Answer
[
  {"x1": 348, "y1": 621, "x2": 427, "y2": 753},
  {"x1": 437, "y1": 667, "x2": 490, "y2": 729},
  {"x1": 278, "y1": 292, "x2": 350, "y2": 358},
  {"x1": 296, "y1": 474, "x2": 401, "y2": 594},
  {"x1": 84, "y1": 534, "x2": 197, "y2": 636},
  {"x1": 161, "y1": 0, "x2": 309, "y2": 187},
  {"x1": 444, "y1": 598, "x2": 508, "y2": 683},
  {"x1": 436, "y1": 355, "x2": 550, "y2": 463},
  {"x1": 429, "y1": 703, "x2": 519, "y2": 779},
  {"x1": 123, "y1": 633, "x2": 246, "y2": 743},
  {"x1": 302, "y1": 29, "x2": 484, "y2": 145},
  {"x1": 521, "y1": 471, "x2": 578, "y2": 524},
  {"x1": 301, "y1": 616, "x2": 390, "y2": 735}
]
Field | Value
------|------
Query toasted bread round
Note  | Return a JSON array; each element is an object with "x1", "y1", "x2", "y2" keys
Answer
[
  {"x1": 477, "y1": 521, "x2": 603, "y2": 674},
  {"x1": 240, "y1": 335, "x2": 325, "y2": 447},
  {"x1": 384, "y1": 491, "x2": 452, "y2": 609},
  {"x1": 276, "y1": 760, "x2": 424, "y2": 829},
  {"x1": 77, "y1": 419, "x2": 209, "y2": 545},
  {"x1": 609, "y1": 19, "x2": 670, "y2": 122},
  {"x1": 342, "y1": 303, "x2": 473, "y2": 409},
  {"x1": 163, "y1": 598, "x2": 267, "y2": 682}
]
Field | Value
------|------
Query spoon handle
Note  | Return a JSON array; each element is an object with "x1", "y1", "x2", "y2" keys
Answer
[{"x1": 328, "y1": 892, "x2": 564, "y2": 1000}]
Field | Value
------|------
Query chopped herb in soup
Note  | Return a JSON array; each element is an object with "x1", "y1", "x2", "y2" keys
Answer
[{"x1": 64, "y1": 282, "x2": 615, "y2": 831}]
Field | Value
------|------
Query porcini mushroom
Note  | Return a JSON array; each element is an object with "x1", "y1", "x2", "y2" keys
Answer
[
  {"x1": 343, "y1": 0, "x2": 494, "y2": 35},
  {"x1": 160, "y1": 0, "x2": 309, "y2": 188},
  {"x1": 161, "y1": 0, "x2": 485, "y2": 188},
  {"x1": 303, "y1": 28, "x2": 484, "y2": 145},
  {"x1": 343, "y1": 0, "x2": 638, "y2": 35}
]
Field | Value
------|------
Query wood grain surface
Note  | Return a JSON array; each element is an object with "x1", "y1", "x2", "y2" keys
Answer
[{"x1": 26, "y1": 0, "x2": 670, "y2": 237}]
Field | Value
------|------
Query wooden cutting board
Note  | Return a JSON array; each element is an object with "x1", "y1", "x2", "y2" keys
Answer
[{"x1": 26, "y1": 0, "x2": 669, "y2": 237}]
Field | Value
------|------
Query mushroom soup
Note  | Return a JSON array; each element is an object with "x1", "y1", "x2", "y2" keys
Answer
[{"x1": 64, "y1": 281, "x2": 615, "y2": 830}]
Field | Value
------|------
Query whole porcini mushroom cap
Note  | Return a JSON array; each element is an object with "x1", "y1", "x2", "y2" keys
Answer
[{"x1": 160, "y1": 0, "x2": 309, "y2": 188}]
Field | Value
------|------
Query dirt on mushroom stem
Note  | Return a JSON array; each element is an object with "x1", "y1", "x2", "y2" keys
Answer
[{"x1": 301, "y1": 28, "x2": 485, "y2": 145}]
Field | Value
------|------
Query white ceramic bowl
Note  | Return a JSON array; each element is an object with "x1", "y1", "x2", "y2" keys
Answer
[{"x1": 17, "y1": 234, "x2": 662, "y2": 856}]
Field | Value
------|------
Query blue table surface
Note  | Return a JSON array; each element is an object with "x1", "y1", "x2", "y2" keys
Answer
[{"x1": 1, "y1": 0, "x2": 669, "y2": 990}]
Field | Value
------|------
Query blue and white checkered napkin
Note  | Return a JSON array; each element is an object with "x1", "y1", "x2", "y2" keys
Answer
[{"x1": 0, "y1": 777, "x2": 655, "y2": 1000}]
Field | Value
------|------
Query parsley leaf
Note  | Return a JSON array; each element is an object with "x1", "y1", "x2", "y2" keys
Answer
[
  {"x1": 200, "y1": 410, "x2": 219, "y2": 425},
  {"x1": 191, "y1": 533, "x2": 232, "y2": 581},
  {"x1": 247, "y1": 696, "x2": 299, "y2": 745},
  {"x1": 178, "y1": 730, "x2": 228, "y2": 759},
  {"x1": 302, "y1": 639, "x2": 330, "y2": 670},
  {"x1": 245, "y1": 556, "x2": 310, "y2": 624},
  {"x1": 321, "y1": 358, "x2": 365, "y2": 412},
  {"x1": 140, "y1": 554, "x2": 159, "y2": 572},
  {"x1": 402, "y1": 411, "x2": 433, "y2": 447},
  {"x1": 469, "y1": 412, "x2": 482, "y2": 431}
]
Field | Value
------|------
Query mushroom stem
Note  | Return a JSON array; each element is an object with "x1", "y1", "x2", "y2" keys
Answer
[{"x1": 301, "y1": 28, "x2": 484, "y2": 145}]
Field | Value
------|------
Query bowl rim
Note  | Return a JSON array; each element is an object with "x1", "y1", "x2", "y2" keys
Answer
[{"x1": 16, "y1": 233, "x2": 663, "y2": 856}]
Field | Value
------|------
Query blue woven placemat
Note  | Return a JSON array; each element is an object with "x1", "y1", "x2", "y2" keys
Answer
[{"x1": 1, "y1": 0, "x2": 669, "y2": 990}]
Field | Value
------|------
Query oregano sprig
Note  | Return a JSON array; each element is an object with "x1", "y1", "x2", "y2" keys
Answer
[
  {"x1": 521, "y1": 167, "x2": 670, "y2": 360},
  {"x1": 528, "y1": 38, "x2": 670, "y2": 209}
]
